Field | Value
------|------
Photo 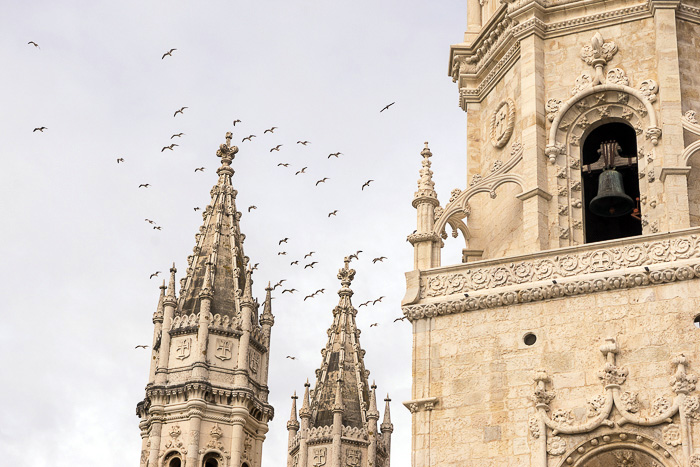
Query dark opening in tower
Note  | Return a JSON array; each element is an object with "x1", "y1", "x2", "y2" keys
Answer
[{"x1": 581, "y1": 121, "x2": 642, "y2": 243}]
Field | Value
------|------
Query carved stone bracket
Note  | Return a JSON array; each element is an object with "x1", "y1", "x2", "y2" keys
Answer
[{"x1": 402, "y1": 397, "x2": 439, "y2": 414}]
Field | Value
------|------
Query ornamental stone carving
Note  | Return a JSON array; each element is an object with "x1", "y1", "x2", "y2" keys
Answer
[
  {"x1": 313, "y1": 447, "x2": 327, "y2": 466},
  {"x1": 588, "y1": 395, "x2": 606, "y2": 417},
  {"x1": 529, "y1": 416, "x2": 541, "y2": 438},
  {"x1": 652, "y1": 396, "x2": 671, "y2": 415},
  {"x1": 580, "y1": 32, "x2": 618, "y2": 66},
  {"x1": 572, "y1": 73, "x2": 593, "y2": 96},
  {"x1": 346, "y1": 448, "x2": 361, "y2": 467},
  {"x1": 662, "y1": 423, "x2": 682, "y2": 446},
  {"x1": 685, "y1": 110, "x2": 698, "y2": 124},
  {"x1": 606, "y1": 68, "x2": 629, "y2": 86},
  {"x1": 176, "y1": 338, "x2": 192, "y2": 360},
  {"x1": 551, "y1": 409, "x2": 574, "y2": 425},
  {"x1": 546, "y1": 98, "x2": 563, "y2": 122},
  {"x1": 215, "y1": 338, "x2": 232, "y2": 361},
  {"x1": 490, "y1": 99, "x2": 515, "y2": 148},
  {"x1": 639, "y1": 79, "x2": 659, "y2": 102},
  {"x1": 547, "y1": 436, "x2": 567, "y2": 456},
  {"x1": 619, "y1": 391, "x2": 640, "y2": 413},
  {"x1": 685, "y1": 395, "x2": 700, "y2": 420}
]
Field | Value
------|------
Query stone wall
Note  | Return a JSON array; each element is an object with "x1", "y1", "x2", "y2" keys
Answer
[{"x1": 678, "y1": 19, "x2": 700, "y2": 121}]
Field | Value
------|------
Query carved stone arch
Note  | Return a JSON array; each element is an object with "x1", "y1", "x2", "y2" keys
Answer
[
  {"x1": 556, "y1": 432, "x2": 680, "y2": 467},
  {"x1": 160, "y1": 450, "x2": 184, "y2": 467},
  {"x1": 201, "y1": 448, "x2": 227, "y2": 467},
  {"x1": 547, "y1": 85, "x2": 660, "y2": 246}
]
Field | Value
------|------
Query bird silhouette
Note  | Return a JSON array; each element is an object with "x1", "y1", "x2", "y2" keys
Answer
[
  {"x1": 139, "y1": 184, "x2": 151, "y2": 188},
  {"x1": 279, "y1": 238, "x2": 289, "y2": 245},
  {"x1": 135, "y1": 344, "x2": 149, "y2": 349},
  {"x1": 33, "y1": 127, "x2": 47, "y2": 132},
  {"x1": 153, "y1": 226, "x2": 162, "y2": 230},
  {"x1": 304, "y1": 252, "x2": 315, "y2": 259},
  {"x1": 282, "y1": 288, "x2": 297, "y2": 294},
  {"x1": 359, "y1": 301, "x2": 371, "y2": 307},
  {"x1": 328, "y1": 210, "x2": 338, "y2": 217},
  {"x1": 315, "y1": 177, "x2": 329, "y2": 186},
  {"x1": 193, "y1": 207, "x2": 200, "y2": 211},
  {"x1": 161, "y1": 48, "x2": 177, "y2": 59},
  {"x1": 362, "y1": 180, "x2": 374, "y2": 190},
  {"x1": 304, "y1": 262, "x2": 318, "y2": 269},
  {"x1": 278, "y1": 251, "x2": 287, "y2": 256},
  {"x1": 380, "y1": 102, "x2": 395, "y2": 112},
  {"x1": 273, "y1": 279, "x2": 287, "y2": 289},
  {"x1": 314, "y1": 288, "x2": 325, "y2": 295},
  {"x1": 28, "y1": 41, "x2": 40, "y2": 48},
  {"x1": 264, "y1": 127, "x2": 277, "y2": 134},
  {"x1": 270, "y1": 145, "x2": 283, "y2": 152},
  {"x1": 116, "y1": 158, "x2": 125, "y2": 163},
  {"x1": 233, "y1": 119, "x2": 241, "y2": 126},
  {"x1": 328, "y1": 152, "x2": 342, "y2": 159},
  {"x1": 372, "y1": 256, "x2": 387, "y2": 263},
  {"x1": 248, "y1": 205, "x2": 257, "y2": 212},
  {"x1": 295, "y1": 167, "x2": 308, "y2": 175},
  {"x1": 251, "y1": 263, "x2": 259, "y2": 271},
  {"x1": 277, "y1": 163, "x2": 290, "y2": 167},
  {"x1": 161, "y1": 144, "x2": 178, "y2": 152},
  {"x1": 286, "y1": 355, "x2": 296, "y2": 360},
  {"x1": 171, "y1": 133, "x2": 184, "y2": 139},
  {"x1": 297, "y1": 141, "x2": 310, "y2": 145},
  {"x1": 372, "y1": 296, "x2": 385, "y2": 305},
  {"x1": 290, "y1": 261, "x2": 299, "y2": 266},
  {"x1": 150, "y1": 271, "x2": 161, "y2": 279},
  {"x1": 304, "y1": 294, "x2": 314, "y2": 301},
  {"x1": 173, "y1": 106, "x2": 188, "y2": 117},
  {"x1": 242, "y1": 135, "x2": 256, "y2": 142},
  {"x1": 394, "y1": 316, "x2": 407, "y2": 322},
  {"x1": 369, "y1": 323, "x2": 379, "y2": 327},
  {"x1": 194, "y1": 167, "x2": 205, "y2": 172},
  {"x1": 145, "y1": 219, "x2": 155, "y2": 224}
]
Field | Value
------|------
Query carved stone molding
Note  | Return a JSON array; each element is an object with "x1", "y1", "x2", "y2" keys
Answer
[
  {"x1": 490, "y1": 99, "x2": 515, "y2": 148},
  {"x1": 402, "y1": 397, "x2": 438, "y2": 414}
]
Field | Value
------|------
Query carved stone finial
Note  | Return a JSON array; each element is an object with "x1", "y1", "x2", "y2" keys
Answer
[
  {"x1": 337, "y1": 258, "x2": 356, "y2": 289},
  {"x1": 671, "y1": 354, "x2": 698, "y2": 394},
  {"x1": 580, "y1": 32, "x2": 618, "y2": 86},
  {"x1": 533, "y1": 370, "x2": 555, "y2": 406},
  {"x1": 413, "y1": 142, "x2": 439, "y2": 208}
]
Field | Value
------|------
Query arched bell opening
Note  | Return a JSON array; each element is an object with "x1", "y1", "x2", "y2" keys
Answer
[
  {"x1": 581, "y1": 121, "x2": 642, "y2": 243},
  {"x1": 202, "y1": 452, "x2": 222, "y2": 467},
  {"x1": 163, "y1": 451, "x2": 183, "y2": 467}
]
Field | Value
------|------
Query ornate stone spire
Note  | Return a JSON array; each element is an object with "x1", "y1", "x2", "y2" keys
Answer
[
  {"x1": 299, "y1": 380, "x2": 311, "y2": 419},
  {"x1": 412, "y1": 142, "x2": 439, "y2": 208},
  {"x1": 381, "y1": 395, "x2": 393, "y2": 433},
  {"x1": 260, "y1": 282, "x2": 274, "y2": 327},
  {"x1": 367, "y1": 382, "x2": 379, "y2": 419},
  {"x1": 176, "y1": 132, "x2": 253, "y2": 318},
  {"x1": 154, "y1": 280, "x2": 166, "y2": 322},
  {"x1": 287, "y1": 392, "x2": 300, "y2": 431},
  {"x1": 164, "y1": 263, "x2": 177, "y2": 305}
]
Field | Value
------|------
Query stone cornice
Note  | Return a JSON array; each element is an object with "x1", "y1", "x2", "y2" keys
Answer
[{"x1": 403, "y1": 228, "x2": 700, "y2": 319}]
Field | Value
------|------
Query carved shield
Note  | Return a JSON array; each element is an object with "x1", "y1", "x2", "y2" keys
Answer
[
  {"x1": 215, "y1": 338, "x2": 232, "y2": 361},
  {"x1": 313, "y1": 447, "x2": 327, "y2": 466},
  {"x1": 249, "y1": 351, "x2": 260, "y2": 374},
  {"x1": 175, "y1": 338, "x2": 191, "y2": 359},
  {"x1": 346, "y1": 449, "x2": 361, "y2": 467}
]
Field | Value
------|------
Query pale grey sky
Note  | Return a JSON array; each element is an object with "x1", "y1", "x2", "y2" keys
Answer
[{"x1": 0, "y1": 1, "x2": 468, "y2": 465}]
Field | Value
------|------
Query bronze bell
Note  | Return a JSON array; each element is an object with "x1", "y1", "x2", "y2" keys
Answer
[{"x1": 589, "y1": 169, "x2": 635, "y2": 217}]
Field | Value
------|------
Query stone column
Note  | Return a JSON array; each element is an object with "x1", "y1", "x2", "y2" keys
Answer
[
  {"x1": 229, "y1": 410, "x2": 248, "y2": 467},
  {"x1": 156, "y1": 266, "x2": 178, "y2": 386},
  {"x1": 193, "y1": 265, "x2": 213, "y2": 381},
  {"x1": 652, "y1": 2, "x2": 690, "y2": 230},
  {"x1": 517, "y1": 30, "x2": 550, "y2": 252},
  {"x1": 185, "y1": 405, "x2": 204, "y2": 467},
  {"x1": 147, "y1": 412, "x2": 164, "y2": 467},
  {"x1": 253, "y1": 425, "x2": 267, "y2": 467},
  {"x1": 331, "y1": 381, "x2": 344, "y2": 467}
]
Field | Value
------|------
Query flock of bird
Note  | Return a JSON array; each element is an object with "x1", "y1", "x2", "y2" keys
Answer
[{"x1": 25, "y1": 41, "x2": 402, "y2": 350}]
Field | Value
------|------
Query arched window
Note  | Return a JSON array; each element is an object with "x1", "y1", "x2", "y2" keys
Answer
[
  {"x1": 202, "y1": 454, "x2": 220, "y2": 467},
  {"x1": 169, "y1": 458, "x2": 182, "y2": 467},
  {"x1": 581, "y1": 122, "x2": 642, "y2": 243}
]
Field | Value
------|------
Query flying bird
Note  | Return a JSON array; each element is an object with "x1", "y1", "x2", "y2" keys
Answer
[
  {"x1": 139, "y1": 184, "x2": 151, "y2": 188},
  {"x1": 135, "y1": 344, "x2": 149, "y2": 349},
  {"x1": 369, "y1": 323, "x2": 379, "y2": 327},
  {"x1": 362, "y1": 180, "x2": 374, "y2": 190},
  {"x1": 279, "y1": 238, "x2": 289, "y2": 245},
  {"x1": 295, "y1": 167, "x2": 307, "y2": 175},
  {"x1": 264, "y1": 127, "x2": 277, "y2": 134},
  {"x1": 328, "y1": 152, "x2": 342, "y2": 159},
  {"x1": 273, "y1": 279, "x2": 287, "y2": 289},
  {"x1": 193, "y1": 207, "x2": 200, "y2": 211},
  {"x1": 173, "y1": 106, "x2": 188, "y2": 117},
  {"x1": 359, "y1": 301, "x2": 371, "y2": 308},
  {"x1": 171, "y1": 133, "x2": 184, "y2": 139},
  {"x1": 161, "y1": 144, "x2": 178, "y2": 152},
  {"x1": 278, "y1": 251, "x2": 287, "y2": 256},
  {"x1": 116, "y1": 158, "x2": 125, "y2": 163},
  {"x1": 304, "y1": 294, "x2": 315, "y2": 301},
  {"x1": 194, "y1": 167, "x2": 205, "y2": 172},
  {"x1": 28, "y1": 41, "x2": 40, "y2": 48},
  {"x1": 328, "y1": 210, "x2": 338, "y2": 217},
  {"x1": 33, "y1": 127, "x2": 47, "y2": 132},
  {"x1": 145, "y1": 219, "x2": 155, "y2": 224},
  {"x1": 248, "y1": 205, "x2": 257, "y2": 212},
  {"x1": 233, "y1": 119, "x2": 241, "y2": 126},
  {"x1": 150, "y1": 271, "x2": 161, "y2": 279},
  {"x1": 282, "y1": 288, "x2": 297, "y2": 294},
  {"x1": 242, "y1": 135, "x2": 256, "y2": 142},
  {"x1": 290, "y1": 260, "x2": 299, "y2": 266},
  {"x1": 394, "y1": 316, "x2": 407, "y2": 322},
  {"x1": 270, "y1": 145, "x2": 283, "y2": 152},
  {"x1": 162, "y1": 48, "x2": 177, "y2": 59},
  {"x1": 153, "y1": 226, "x2": 162, "y2": 230},
  {"x1": 315, "y1": 178, "x2": 329, "y2": 186},
  {"x1": 286, "y1": 355, "x2": 296, "y2": 360},
  {"x1": 314, "y1": 288, "x2": 325, "y2": 295},
  {"x1": 304, "y1": 262, "x2": 318, "y2": 269},
  {"x1": 372, "y1": 296, "x2": 385, "y2": 305},
  {"x1": 304, "y1": 252, "x2": 315, "y2": 259},
  {"x1": 380, "y1": 102, "x2": 395, "y2": 112},
  {"x1": 277, "y1": 163, "x2": 290, "y2": 167},
  {"x1": 251, "y1": 263, "x2": 259, "y2": 271},
  {"x1": 372, "y1": 256, "x2": 387, "y2": 263},
  {"x1": 297, "y1": 141, "x2": 310, "y2": 145}
]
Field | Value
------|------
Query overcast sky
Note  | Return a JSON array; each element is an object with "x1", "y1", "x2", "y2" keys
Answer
[{"x1": 0, "y1": 1, "x2": 468, "y2": 465}]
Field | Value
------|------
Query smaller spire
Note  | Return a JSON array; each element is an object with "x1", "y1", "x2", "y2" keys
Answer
[
  {"x1": 164, "y1": 263, "x2": 177, "y2": 305},
  {"x1": 153, "y1": 280, "x2": 166, "y2": 322},
  {"x1": 381, "y1": 394, "x2": 393, "y2": 432},
  {"x1": 260, "y1": 281, "x2": 274, "y2": 326},
  {"x1": 367, "y1": 381, "x2": 379, "y2": 419},
  {"x1": 287, "y1": 392, "x2": 300, "y2": 431},
  {"x1": 299, "y1": 379, "x2": 312, "y2": 418},
  {"x1": 332, "y1": 378, "x2": 344, "y2": 413},
  {"x1": 413, "y1": 141, "x2": 438, "y2": 208},
  {"x1": 241, "y1": 266, "x2": 254, "y2": 305},
  {"x1": 199, "y1": 261, "x2": 213, "y2": 299}
]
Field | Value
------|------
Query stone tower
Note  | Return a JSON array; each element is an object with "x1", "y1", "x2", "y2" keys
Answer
[
  {"x1": 402, "y1": 0, "x2": 700, "y2": 466},
  {"x1": 137, "y1": 133, "x2": 275, "y2": 467},
  {"x1": 287, "y1": 259, "x2": 393, "y2": 467}
]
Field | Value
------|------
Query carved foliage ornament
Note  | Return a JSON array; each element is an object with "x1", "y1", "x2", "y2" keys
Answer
[{"x1": 490, "y1": 99, "x2": 515, "y2": 149}]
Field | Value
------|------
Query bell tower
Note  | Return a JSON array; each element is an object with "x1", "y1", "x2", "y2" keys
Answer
[
  {"x1": 403, "y1": 0, "x2": 700, "y2": 466},
  {"x1": 137, "y1": 133, "x2": 275, "y2": 467}
]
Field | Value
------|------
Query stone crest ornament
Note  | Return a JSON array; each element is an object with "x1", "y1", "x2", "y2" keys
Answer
[
  {"x1": 215, "y1": 338, "x2": 232, "y2": 361},
  {"x1": 249, "y1": 351, "x2": 260, "y2": 374},
  {"x1": 346, "y1": 449, "x2": 361, "y2": 467},
  {"x1": 175, "y1": 338, "x2": 192, "y2": 360},
  {"x1": 313, "y1": 447, "x2": 327, "y2": 466},
  {"x1": 580, "y1": 32, "x2": 618, "y2": 85},
  {"x1": 490, "y1": 99, "x2": 515, "y2": 148}
]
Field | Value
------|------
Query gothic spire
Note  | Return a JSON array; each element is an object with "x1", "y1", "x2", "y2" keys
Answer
[
  {"x1": 299, "y1": 380, "x2": 311, "y2": 419},
  {"x1": 164, "y1": 263, "x2": 177, "y2": 305},
  {"x1": 287, "y1": 392, "x2": 299, "y2": 431},
  {"x1": 413, "y1": 141, "x2": 438, "y2": 207},
  {"x1": 381, "y1": 395, "x2": 393, "y2": 432},
  {"x1": 154, "y1": 280, "x2": 166, "y2": 322}
]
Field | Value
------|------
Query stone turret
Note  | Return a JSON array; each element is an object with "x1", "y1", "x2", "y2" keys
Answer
[
  {"x1": 136, "y1": 132, "x2": 276, "y2": 467},
  {"x1": 288, "y1": 259, "x2": 392, "y2": 467}
]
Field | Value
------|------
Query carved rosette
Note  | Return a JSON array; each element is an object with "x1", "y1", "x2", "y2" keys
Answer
[{"x1": 490, "y1": 99, "x2": 515, "y2": 148}]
